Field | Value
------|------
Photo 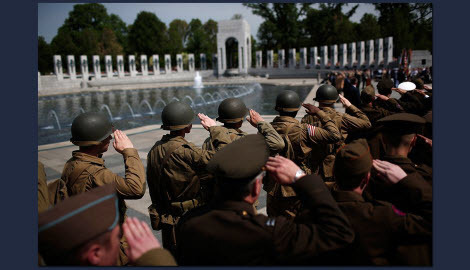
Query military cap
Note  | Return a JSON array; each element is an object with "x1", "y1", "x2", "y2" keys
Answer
[
  {"x1": 334, "y1": 139, "x2": 372, "y2": 190},
  {"x1": 275, "y1": 90, "x2": 301, "y2": 112},
  {"x1": 161, "y1": 101, "x2": 195, "y2": 130},
  {"x1": 412, "y1": 78, "x2": 425, "y2": 90},
  {"x1": 70, "y1": 112, "x2": 114, "y2": 146},
  {"x1": 360, "y1": 85, "x2": 376, "y2": 104},
  {"x1": 315, "y1": 84, "x2": 339, "y2": 104},
  {"x1": 377, "y1": 78, "x2": 394, "y2": 95},
  {"x1": 397, "y1": 81, "x2": 416, "y2": 91},
  {"x1": 377, "y1": 113, "x2": 426, "y2": 134},
  {"x1": 207, "y1": 134, "x2": 269, "y2": 182},
  {"x1": 216, "y1": 98, "x2": 248, "y2": 123},
  {"x1": 39, "y1": 184, "x2": 118, "y2": 262}
]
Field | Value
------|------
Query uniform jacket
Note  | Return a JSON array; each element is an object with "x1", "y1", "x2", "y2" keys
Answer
[
  {"x1": 383, "y1": 155, "x2": 432, "y2": 185},
  {"x1": 373, "y1": 98, "x2": 404, "y2": 114},
  {"x1": 175, "y1": 175, "x2": 355, "y2": 265},
  {"x1": 331, "y1": 173, "x2": 432, "y2": 265},
  {"x1": 38, "y1": 161, "x2": 50, "y2": 213},
  {"x1": 134, "y1": 248, "x2": 177, "y2": 266}
]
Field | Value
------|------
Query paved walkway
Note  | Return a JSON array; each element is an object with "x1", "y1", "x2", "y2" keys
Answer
[{"x1": 38, "y1": 79, "x2": 349, "y2": 241}]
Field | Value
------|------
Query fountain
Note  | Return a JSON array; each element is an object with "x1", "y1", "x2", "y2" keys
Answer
[{"x1": 193, "y1": 72, "x2": 204, "y2": 89}]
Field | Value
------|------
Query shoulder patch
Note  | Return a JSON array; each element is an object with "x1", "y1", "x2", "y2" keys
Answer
[{"x1": 392, "y1": 205, "x2": 406, "y2": 216}]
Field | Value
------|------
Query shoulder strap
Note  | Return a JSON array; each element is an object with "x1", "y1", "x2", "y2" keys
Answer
[
  {"x1": 64, "y1": 162, "x2": 95, "y2": 191},
  {"x1": 159, "y1": 142, "x2": 186, "y2": 175}
]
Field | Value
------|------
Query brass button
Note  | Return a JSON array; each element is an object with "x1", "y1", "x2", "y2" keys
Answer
[{"x1": 242, "y1": 210, "x2": 248, "y2": 216}]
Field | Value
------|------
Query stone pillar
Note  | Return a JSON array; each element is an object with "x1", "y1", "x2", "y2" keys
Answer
[
  {"x1": 212, "y1": 53, "x2": 218, "y2": 72},
  {"x1": 267, "y1": 50, "x2": 273, "y2": 68},
  {"x1": 200, "y1": 53, "x2": 207, "y2": 70},
  {"x1": 105, "y1": 55, "x2": 113, "y2": 78},
  {"x1": 299, "y1": 48, "x2": 307, "y2": 68},
  {"x1": 38, "y1": 72, "x2": 41, "y2": 90},
  {"x1": 366, "y1": 40, "x2": 375, "y2": 67},
  {"x1": 117, "y1": 55, "x2": 125, "y2": 78},
  {"x1": 165, "y1": 54, "x2": 171, "y2": 74},
  {"x1": 67, "y1": 55, "x2": 76, "y2": 80},
  {"x1": 80, "y1": 55, "x2": 89, "y2": 81},
  {"x1": 256, "y1": 50, "x2": 262, "y2": 68},
  {"x1": 141, "y1": 55, "x2": 148, "y2": 76},
  {"x1": 176, "y1": 54, "x2": 183, "y2": 72},
  {"x1": 53, "y1": 55, "x2": 63, "y2": 80},
  {"x1": 348, "y1": 43, "x2": 356, "y2": 68},
  {"x1": 152, "y1": 55, "x2": 160, "y2": 75},
  {"x1": 331, "y1": 45, "x2": 338, "y2": 68},
  {"x1": 375, "y1": 38, "x2": 384, "y2": 67},
  {"x1": 128, "y1": 55, "x2": 136, "y2": 77},
  {"x1": 188, "y1": 54, "x2": 195, "y2": 72},
  {"x1": 288, "y1": 48, "x2": 296, "y2": 68},
  {"x1": 357, "y1": 41, "x2": 366, "y2": 67},
  {"x1": 278, "y1": 49, "x2": 285, "y2": 68},
  {"x1": 384, "y1": 36, "x2": 393, "y2": 65},
  {"x1": 310, "y1": 47, "x2": 318, "y2": 68},
  {"x1": 93, "y1": 55, "x2": 101, "y2": 79},
  {"x1": 340, "y1": 43, "x2": 348, "y2": 68},
  {"x1": 238, "y1": 44, "x2": 248, "y2": 73},
  {"x1": 321, "y1": 46, "x2": 328, "y2": 69}
]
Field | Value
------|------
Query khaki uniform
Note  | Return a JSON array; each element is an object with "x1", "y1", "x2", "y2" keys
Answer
[
  {"x1": 38, "y1": 161, "x2": 50, "y2": 213},
  {"x1": 374, "y1": 98, "x2": 404, "y2": 113},
  {"x1": 146, "y1": 126, "x2": 231, "y2": 255},
  {"x1": 134, "y1": 248, "x2": 177, "y2": 266},
  {"x1": 330, "y1": 172, "x2": 432, "y2": 265},
  {"x1": 61, "y1": 148, "x2": 146, "y2": 265},
  {"x1": 176, "y1": 175, "x2": 354, "y2": 265},
  {"x1": 202, "y1": 121, "x2": 285, "y2": 155},
  {"x1": 301, "y1": 105, "x2": 371, "y2": 180},
  {"x1": 265, "y1": 111, "x2": 341, "y2": 217}
]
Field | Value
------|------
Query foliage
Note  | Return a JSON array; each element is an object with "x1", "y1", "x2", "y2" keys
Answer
[
  {"x1": 128, "y1": 11, "x2": 168, "y2": 56},
  {"x1": 38, "y1": 36, "x2": 53, "y2": 74}
]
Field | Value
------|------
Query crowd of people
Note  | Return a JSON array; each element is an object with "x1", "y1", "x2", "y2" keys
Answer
[{"x1": 38, "y1": 72, "x2": 433, "y2": 266}]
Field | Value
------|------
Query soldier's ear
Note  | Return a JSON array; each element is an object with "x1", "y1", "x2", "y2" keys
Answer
[{"x1": 86, "y1": 244, "x2": 103, "y2": 265}]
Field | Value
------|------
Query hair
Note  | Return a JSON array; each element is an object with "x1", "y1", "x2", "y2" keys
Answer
[
  {"x1": 279, "y1": 111, "x2": 298, "y2": 118},
  {"x1": 335, "y1": 171, "x2": 369, "y2": 191},
  {"x1": 382, "y1": 131, "x2": 416, "y2": 149},
  {"x1": 335, "y1": 74, "x2": 345, "y2": 90},
  {"x1": 215, "y1": 177, "x2": 258, "y2": 201},
  {"x1": 350, "y1": 77, "x2": 357, "y2": 85}
]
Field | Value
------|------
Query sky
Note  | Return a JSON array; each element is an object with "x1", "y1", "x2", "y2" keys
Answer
[{"x1": 38, "y1": 3, "x2": 379, "y2": 43}]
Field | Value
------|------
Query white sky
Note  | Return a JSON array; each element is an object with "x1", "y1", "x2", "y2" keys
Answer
[{"x1": 38, "y1": 3, "x2": 379, "y2": 43}]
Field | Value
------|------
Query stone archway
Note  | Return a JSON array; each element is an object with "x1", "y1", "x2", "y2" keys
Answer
[
  {"x1": 225, "y1": 37, "x2": 239, "y2": 69},
  {"x1": 216, "y1": 19, "x2": 251, "y2": 75}
]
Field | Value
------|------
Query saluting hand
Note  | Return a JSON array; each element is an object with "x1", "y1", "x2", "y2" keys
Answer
[
  {"x1": 417, "y1": 134, "x2": 432, "y2": 147},
  {"x1": 375, "y1": 94, "x2": 389, "y2": 101},
  {"x1": 265, "y1": 156, "x2": 303, "y2": 185},
  {"x1": 113, "y1": 130, "x2": 134, "y2": 154},
  {"x1": 198, "y1": 113, "x2": 216, "y2": 131},
  {"x1": 338, "y1": 94, "x2": 352, "y2": 108},
  {"x1": 372, "y1": 160, "x2": 407, "y2": 184},
  {"x1": 302, "y1": 103, "x2": 320, "y2": 115},
  {"x1": 246, "y1": 109, "x2": 264, "y2": 127},
  {"x1": 391, "y1": 87, "x2": 406, "y2": 95},
  {"x1": 123, "y1": 217, "x2": 161, "y2": 264}
]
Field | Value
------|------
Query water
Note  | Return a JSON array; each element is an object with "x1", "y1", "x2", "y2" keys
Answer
[{"x1": 38, "y1": 83, "x2": 312, "y2": 145}]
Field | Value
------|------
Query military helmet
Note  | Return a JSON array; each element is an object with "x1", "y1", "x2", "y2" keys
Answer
[
  {"x1": 161, "y1": 101, "x2": 194, "y2": 130},
  {"x1": 216, "y1": 98, "x2": 248, "y2": 123},
  {"x1": 314, "y1": 84, "x2": 339, "y2": 104},
  {"x1": 275, "y1": 90, "x2": 301, "y2": 112},
  {"x1": 70, "y1": 112, "x2": 113, "y2": 146}
]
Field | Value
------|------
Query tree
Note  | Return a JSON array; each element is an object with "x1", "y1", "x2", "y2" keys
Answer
[
  {"x1": 38, "y1": 36, "x2": 53, "y2": 74},
  {"x1": 168, "y1": 19, "x2": 188, "y2": 56},
  {"x1": 356, "y1": 13, "x2": 381, "y2": 41},
  {"x1": 186, "y1": 19, "x2": 211, "y2": 68},
  {"x1": 128, "y1": 11, "x2": 168, "y2": 56},
  {"x1": 203, "y1": 19, "x2": 218, "y2": 69},
  {"x1": 105, "y1": 14, "x2": 129, "y2": 53}
]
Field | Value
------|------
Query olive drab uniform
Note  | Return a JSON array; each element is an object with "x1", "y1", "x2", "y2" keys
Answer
[
  {"x1": 146, "y1": 126, "x2": 231, "y2": 255},
  {"x1": 61, "y1": 149, "x2": 146, "y2": 266},
  {"x1": 265, "y1": 111, "x2": 341, "y2": 217},
  {"x1": 301, "y1": 105, "x2": 371, "y2": 180}
]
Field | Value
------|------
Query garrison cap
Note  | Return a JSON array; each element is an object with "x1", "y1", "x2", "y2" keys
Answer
[
  {"x1": 334, "y1": 139, "x2": 372, "y2": 190},
  {"x1": 207, "y1": 134, "x2": 269, "y2": 182},
  {"x1": 360, "y1": 85, "x2": 376, "y2": 104},
  {"x1": 377, "y1": 113, "x2": 426, "y2": 134},
  {"x1": 39, "y1": 184, "x2": 119, "y2": 261}
]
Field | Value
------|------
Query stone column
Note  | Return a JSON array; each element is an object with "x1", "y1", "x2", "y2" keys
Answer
[
  {"x1": 176, "y1": 54, "x2": 183, "y2": 72},
  {"x1": 117, "y1": 55, "x2": 125, "y2": 78},
  {"x1": 152, "y1": 55, "x2": 160, "y2": 75},
  {"x1": 348, "y1": 43, "x2": 356, "y2": 68},
  {"x1": 310, "y1": 47, "x2": 318, "y2": 68},
  {"x1": 299, "y1": 48, "x2": 307, "y2": 68},
  {"x1": 105, "y1": 55, "x2": 113, "y2": 78},
  {"x1": 267, "y1": 50, "x2": 273, "y2": 68},
  {"x1": 357, "y1": 41, "x2": 365, "y2": 67},
  {"x1": 93, "y1": 55, "x2": 101, "y2": 79},
  {"x1": 288, "y1": 48, "x2": 296, "y2": 68},
  {"x1": 165, "y1": 54, "x2": 171, "y2": 74},
  {"x1": 188, "y1": 54, "x2": 195, "y2": 72},
  {"x1": 212, "y1": 53, "x2": 218, "y2": 72},
  {"x1": 80, "y1": 55, "x2": 89, "y2": 81},
  {"x1": 366, "y1": 40, "x2": 375, "y2": 67},
  {"x1": 384, "y1": 36, "x2": 393, "y2": 65},
  {"x1": 200, "y1": 53, "x2": 206, "y2": 70},
  {"x1": 67, "y1": 55, "x2": 76, "y2": 80},
  {"x1": 128, "y1": 55, "x2": 136, "y2": 77},
  {"x1": 53, "y1": 55, "x2": 63, "y2": 81},
  {"x1": 256, "y1": 50, "x2": 262, "y2": 68},
  {"x1": 375, "y1": 38, "x2": 384, "y2": 67},
  {"x1": 331, "y1": 45, "x2": 338, "y2": 68},
  {"x1": 340, "y1": 43, "x2": 348, "y2": 68},
  {"x1": 321, "y1": 46, "x2": 328, "y2": 69},
  {"x1": 141, "y1": 55, "x2": 148, "y2": 76},
  {"x1": 278, "y1": 49, "x2": 285, "y2": 68}
]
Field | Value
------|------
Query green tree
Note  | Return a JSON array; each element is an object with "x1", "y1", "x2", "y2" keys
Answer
[
  {"x1": 38, "y1": 36, "x2": 53, "y2": 74},
  {"x1": 186, "y1": 19, "x2": 210, "y2": 68},
  {"x1": 356, "y1": 13, "x2": 381, "y2": 41},
  {"x1": 128, "y1": 11, "x2": 168, "y2": 56},
  {"x1": 168, "y1": 19, "x2": 188, "y2": 56},
  {"x1": 105, "y1": 14, "x2": 129, "y2": 53}
]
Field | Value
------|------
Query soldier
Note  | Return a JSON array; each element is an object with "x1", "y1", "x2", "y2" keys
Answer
[
  {"x1": 390, "y1": 82, "x2": 427, "y2": 116},
  {"x1": 329, "y1": 139, "x2": 432, "y2": 265},
  {"x1": 359, "y1": 85, "x2": 396, "y2": 126},
  {"x1": 266, "y1": 90, "x2": 341, "y2": 217},
  {"x1": 38, "y1": 161, "x2": 50, "y2": 213},
  {"x1": 301, "y1": 84, "x2": 371, "y2": 181},
  {"x1": 61, "y1": 112, "x2": 146, "y2": 265},
  {"x1": 374, "y1": 78, "x2": 405, "y2": 113},
  {"x1": 39, "y1": 184, "x2": 176, "y2": 266},
  {"x1": 146, "y1": 101, "x2": 231, "y2": 255},
  {"x1": 202, "y1": 97, "x2": 284, "y2": 155},
  {"x1": 176, "y1": 134, "x2": 354, "y2": 265}
]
